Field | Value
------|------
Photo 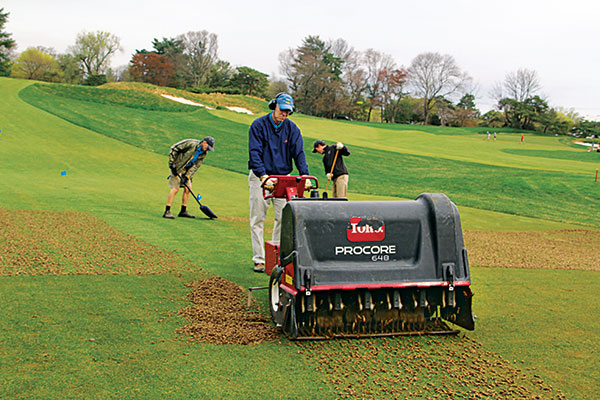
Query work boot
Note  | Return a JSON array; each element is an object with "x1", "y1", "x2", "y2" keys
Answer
[
  {"x1": 178, "y1": 211, "x2": 195, "y2": 218},
  {"x1": 253, "y1": 263, "x2": 265, "y2": 273},
  {"x1": 163, "y1": 210, "x2": 175, "y2": 219}
]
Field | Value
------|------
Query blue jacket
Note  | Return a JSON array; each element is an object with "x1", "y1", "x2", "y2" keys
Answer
[{"x1": 248, "y1": 113, "x2": 309, "y2": 177}]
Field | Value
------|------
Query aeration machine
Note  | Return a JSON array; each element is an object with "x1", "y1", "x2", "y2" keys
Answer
[{"x1": 262, "y1": 175, "x2": 474, "y2": 339}]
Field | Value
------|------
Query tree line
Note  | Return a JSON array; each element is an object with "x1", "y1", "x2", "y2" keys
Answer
[{"x1": 1, "y1": 7, "x2": 598, "y2": 137}]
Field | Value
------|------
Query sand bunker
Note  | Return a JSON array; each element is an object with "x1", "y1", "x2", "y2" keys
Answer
[{"x1": 160, "y1": 94, "x2": 214, "y2": 109}]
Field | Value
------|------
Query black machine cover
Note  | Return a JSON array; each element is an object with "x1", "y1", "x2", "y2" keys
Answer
[{"x1": 279, "y1": 193, "x2": 470, "y2": 290}]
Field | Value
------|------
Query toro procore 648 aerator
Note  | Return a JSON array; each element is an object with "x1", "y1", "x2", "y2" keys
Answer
[{"x1": 262, "y1": 175, "x2": 475, "y2": 339}]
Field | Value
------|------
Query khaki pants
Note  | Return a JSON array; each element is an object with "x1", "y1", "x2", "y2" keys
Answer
[
  {"x1": 333, "y1": 174, "x2": 349, "y2": 198},
  {"x1": 248, "y1": 172, "x2": 286, "y2": 264}
]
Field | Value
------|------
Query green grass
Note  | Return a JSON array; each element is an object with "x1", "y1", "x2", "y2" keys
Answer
[
  {"x1": 19, "y1": 82, "x2": 600, "y2": 228},
  {"x1": 1, "y1": 77, "x2": 599, "y2": 399},
  {"x1": 33, "y1": 83, "x2": 198, "y2": 112},
  {"x1": 470, "y1": 267, "x2": 600, "y2": 400},
  {"x1": 0, "y1": 275, "x2": 332, "y2": 400}
]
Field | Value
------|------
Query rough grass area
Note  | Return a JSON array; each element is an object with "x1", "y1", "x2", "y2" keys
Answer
[
  {"x1": 465, "y1": 229, "x2": 600, "y2": 270},
  {"x1": 32, "y1": 83, "x2": 197, "y2": 112},
  {"x1": 0, "y1": 207, "x2": 204, "y2": 275},
  {"x1": 177, "y1": 276, "x2": 278, "y2": 345},
  {"x1": 102, "y1": 81, "x2": 270, "y2": 114},
  {"x1": 299, "y1": 336, "x2": 565, "y2": 399}
]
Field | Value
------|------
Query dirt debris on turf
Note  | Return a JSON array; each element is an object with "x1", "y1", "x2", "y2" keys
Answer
[
  {"x1": 0, "y1": 207, "x2": 203, "y2": 275},
  {"x1": 176, "y1": 276, "x2": 279, "y2": 345},
  {"x1": 298, "y1": 335, "x2": 566, "y2": 400},
  {"x1": 465, "y1": 229, "x2": 600, "y2": 271}
]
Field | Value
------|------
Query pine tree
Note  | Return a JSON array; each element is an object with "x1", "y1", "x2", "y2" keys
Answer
[{"x1": 0, "y1": 8, "x2": 17, "y2": 76}]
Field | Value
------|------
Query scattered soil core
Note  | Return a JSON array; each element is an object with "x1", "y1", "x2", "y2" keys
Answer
[
  {"x1": 0, "y1": 207, "x2": 202, "y2": 275},
  {"x1": 465, "y1": 229, "x2": 600, "y2": 270},
  {"x1": 176, "y1": 276, "x2": 278, "y2": 345},
  {"x1": 299, "y1": 336, "x2": 566, "y2": 399}
]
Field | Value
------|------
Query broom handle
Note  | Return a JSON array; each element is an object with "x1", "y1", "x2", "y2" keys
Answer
[
  {"x1": 325, "y1": 148, "x2": 340, "y2": 192},
  {"x1": 177, "y1": 173, "x2": 203, "y2": 206}
]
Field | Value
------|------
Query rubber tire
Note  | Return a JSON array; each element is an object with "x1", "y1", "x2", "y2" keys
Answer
[{"x1": 269, "y1": 266, "x2": 284, "y2": 327}]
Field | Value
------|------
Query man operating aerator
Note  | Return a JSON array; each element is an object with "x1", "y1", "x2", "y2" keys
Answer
[
  {"x1": 163, "y1": 137, "x2": 215, "y2": 219},
  {"x1": 248, "y1": 93, "x2": 309, "y2": 273}
]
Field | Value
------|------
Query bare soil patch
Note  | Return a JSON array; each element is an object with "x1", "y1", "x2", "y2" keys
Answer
[
  {"x1": 176, "y1": 276, "x2": 278, "y2": 345},
  {"x1": 0, "y1": 207, "x2": 202, "y2": 275},
  {"x1": 464, "y1": 229, "x2": 600, "y2": 270},
  {"x1": 299, "y1": 336, "x2": 566, "y2": 399}
]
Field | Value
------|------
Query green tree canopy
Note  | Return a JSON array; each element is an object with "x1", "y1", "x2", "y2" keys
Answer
[
  {"x1": 70, "y1": 30, "x2": 122, "y2": 76},
  {"x1": 229, "y1": 66, "x2": 268, "y2": 97},
  {"x1": 207, "y1": 60, "x2": 233, "y2": 88},
  {"x1": 0, "y1": 8, "x2": 16, "y2": 75},
  {"x1": 11, "y1": 47, "x2": 60, "y2": 81},
  {"x1": 281, "y1": 35, "x2": 346, "y2": 117},
  {"x1": 498, "y1": 95, "x2": 548, "y2": 130},
  {"x1": 57, "y1": 53, "x2": 84, "y2": 84}
]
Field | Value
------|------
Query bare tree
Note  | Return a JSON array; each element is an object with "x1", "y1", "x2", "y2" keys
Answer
[
  {"x1": 328, "y1": 38, "x2": 368, "y2": 117},
  {"x1": 505, "y1": 68, "x2": 541, "y2": 101},
  {"x1": 177, "y1": 30, "x2": 218, "y2": 87},
  {"x1": 71, "y1": 30, "x2": 122, "y2": 76},
  {"x1": 491, "y1": 68, "x2": 541, "y2": 103},
  {"x1": 380, "y1": 67, "x2": 408, "y2": 123},
  {"x1": 364, "y1": 49, "x2": 397, "y2": 121},
  {"x1": 278, "y1": 48, "x2": 296, "y2": 91},
  {"x1": 408, "y1": 52, "x2": 471, "y2": 124}
]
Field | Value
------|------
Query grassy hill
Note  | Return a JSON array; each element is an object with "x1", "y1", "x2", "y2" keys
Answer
[
  {"x1": 19, "y1": 82, "x2": 600, "y2": 228},
  {"x1": 1, "y1": 77, "x2": 598, "y2": 399}
]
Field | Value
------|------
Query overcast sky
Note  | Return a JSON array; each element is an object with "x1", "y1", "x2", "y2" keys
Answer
[{"x1": 4, "y1": 0, "x2": 600, "y2": 119}]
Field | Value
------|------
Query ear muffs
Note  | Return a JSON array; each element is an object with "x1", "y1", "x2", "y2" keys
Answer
[
  {"x1": 268, "y1": 92, "x2": 284, "y2": 110},
  {"x1": 268, "y1": 92, "x2": 295, "y2": 114}
]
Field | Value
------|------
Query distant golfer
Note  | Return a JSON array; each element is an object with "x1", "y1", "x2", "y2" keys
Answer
[
  {"x1": 163, "y1": 137, "x2": 215, "y2": 219},
  {"x1": 248, "y1": 93, "x2": 309, "y2": 272},
  {"x1": 313, "y1": 140, "x2": 350, "y2": 198}
]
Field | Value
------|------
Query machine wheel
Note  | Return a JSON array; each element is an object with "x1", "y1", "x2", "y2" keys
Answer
[{"x1": 269, "y1": 266, "x2": 284, "y2": 326}]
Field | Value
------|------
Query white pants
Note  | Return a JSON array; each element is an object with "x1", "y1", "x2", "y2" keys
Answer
[{"x1": 248, "y1": 172, "x2": 286, "y2": 264}]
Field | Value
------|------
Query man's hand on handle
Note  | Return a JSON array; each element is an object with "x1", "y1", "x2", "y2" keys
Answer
[{"x1": 261, "y1": 175, "x2": 277, "y2": 190}]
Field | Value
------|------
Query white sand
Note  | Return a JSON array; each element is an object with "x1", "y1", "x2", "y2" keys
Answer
[
  {"x1": 226, "y1": 106, "x2": 254, "y2": 115},
  {"x1": 161, "y1": 94, "x2": 254, "y2": 114},
  {"x1": 160, "y1": 94, "x2": 214, "y2": 110}
]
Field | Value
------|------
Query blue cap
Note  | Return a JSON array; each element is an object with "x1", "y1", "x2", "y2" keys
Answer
[
  {"x1": 203, "y1": 136, "x2": 215, "y2": 151},
  {"x1": 276, "y1": 94, "x2": 294, "y2": 112}
]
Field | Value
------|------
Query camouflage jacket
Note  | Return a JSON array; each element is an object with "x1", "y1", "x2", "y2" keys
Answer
[{"x1": 169, "y1": 139, "x2": 207, "y2": 178}]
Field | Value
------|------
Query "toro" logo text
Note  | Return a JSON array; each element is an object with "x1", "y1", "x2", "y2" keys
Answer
[{"x1": 346, "y1": 217, "x2": 385, "y2": 242}]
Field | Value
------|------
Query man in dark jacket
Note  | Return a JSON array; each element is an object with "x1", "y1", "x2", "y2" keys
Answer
[
  {"x1": 248, "y1": 93, "x2": 309, "y2": 272},
  {"x1": 163, "y1": 136, "x2": 215, "y2": 219},
  {"x1": 313, "y1": 140, "x2": 350, "y2": 198}
]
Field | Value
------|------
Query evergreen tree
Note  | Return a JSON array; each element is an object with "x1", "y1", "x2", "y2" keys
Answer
[{"x1": 0, "y1": 8, "x2": 17, "y2": 76}]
